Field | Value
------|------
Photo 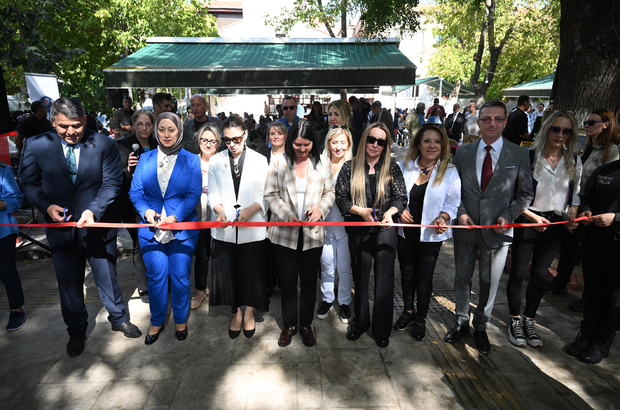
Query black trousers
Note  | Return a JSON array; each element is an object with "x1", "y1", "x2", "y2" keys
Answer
[
  {"x1": 507, "y1": 215, "x2": 563, "y2": 318},
  {"x1": 582, "y1": 226, "x2": 620, "y2": 336},
  {"x1": 125, "y1": 227, "x2": 148, "y2": 293},
  {"x1": 397, "y1": 236, "x2": 442, "y2": 319},
  {"x1": 272, "y1": 232, "x2": 322, "y2": 328},
  {"x1": 193, "y1": 229, "x2": 212, "y2": 291},
  {"x1": 551, "y1": 223, "x2": 585, "y2": 288},
  {"x1": 348, "y1": 227, "x2": 397, "y2": 340},
  {"x1": 0, "y1": 234, "x2": 24, "y2": 310}
]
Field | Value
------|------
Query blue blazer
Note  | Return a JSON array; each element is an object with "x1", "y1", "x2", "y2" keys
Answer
[
  {"x1": 0, "y1": 163, "x2": 23, "y2": 239},
  {"x1": 129, "y1": 148, "x2": 201, "y2": 241},
  {"x1": 20, "y1": 129, "x2": 122, "y2": 245}
]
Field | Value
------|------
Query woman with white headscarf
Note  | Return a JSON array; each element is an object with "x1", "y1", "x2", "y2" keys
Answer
[{"x1": 130, "y1": 112, "x2": 202, "y2": 345}]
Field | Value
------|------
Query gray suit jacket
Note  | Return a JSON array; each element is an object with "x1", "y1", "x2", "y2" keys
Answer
[
  {"x1": 453, "y1": 138, "x2": 533, "y2": 248},
  {"x1": 182, "y1": 117, "x2": 224, "y2": 154}
]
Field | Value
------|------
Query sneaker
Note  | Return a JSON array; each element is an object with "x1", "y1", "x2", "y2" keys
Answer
[
  {"x1": 7, "y1": 309, "x2": 26, "y2": 332},
  {"x1": 339, "y1": 304, "x2": 351, "y2": 324},
  {"x1": 508, "y1": 316, "x2": 526, "y2": 347},
  {"x1": 570, "y1": 298, "x2": 585, "y2": 312},
  {"x1": 139, "y1": 289, "x2": 149, "y2": 304},
  {"x1": 522, "y1": 317, "x2": 543, "y2": 348},
  {"x1": 567, "y1": 322, "x2": 595, "y2": 357},
  {"x1": 411, "y1": 320, "x2": 426, "y2": 341},
  {"x1": 393, "y1": 310, "x2": 414, "y2": 331},
  {"x1": 316, "y1": 301, "x2": 333, "y2": 319},
  {"x1": 543, "y1": 282, "x2": 568, "y2": 294}
]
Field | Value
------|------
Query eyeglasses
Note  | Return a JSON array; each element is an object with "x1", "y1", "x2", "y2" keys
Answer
[
  {"x1": 331, "y1": 125, "x2": 348, "y2": 130},
  {"x1": 584, "y1": 120, "x2": 606, "y2": 126},
  {"x1": 366, "y1": 136, "x2": 387, "y2": 147},
  {"x1": 479, "y1": 117, "x2": 506, "y2": 125},
  {"x1": 221, "y1": 132, "x2": 245, "y2": 145},
  {"x1": 199, "y1": 138, "x2": 219, "y2": 146},
  {"x1": 548, "y1": 126, "x2": 573, "y2": 137},
  {"x1": 282, "y1": 105, "x2": 296, "y2": 111}
]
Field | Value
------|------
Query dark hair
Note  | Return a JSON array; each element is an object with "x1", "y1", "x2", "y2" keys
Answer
[
  {"x1": 51, "y1": 97, "x2": 85, "y2": 119},
  {"x1": 283, "y1": 95, "x2": 297, "y2": 105},
  {"x1": 31, "y1": 101, "x2": 46, "y2": 113},
  {"x1": 122, "y1": 96, "x2": 132, "y2": 102},
  {"x1": 348, "y1": 96, "x2": 358, "y2": 104},
  {"x1": 479, "y1": 99, "x2": 507, "y2": 118},
  {"x1": 433, "y1": 98, "x2": 440, "y2": 104},
  {"x1": 153, "y1": 93, "x2": 172, "y2": 107},
  {"x1": 517, "y1": 95, "x2": 530, "y2": 106},
  {"x1": 222, "y1": 114, "x2": 246, "y2": 131},
  {"x1": 431, "y1": 107, "x2": 441, "y2": 116},
  {"x1": 312, "y1": 101, "x2": 323, "y2": 116},
  {"x1": 285, "y1": 119, "x2": 320, "y2": 168},
  {"x1": 371, "y1": 101, "x2": 382, "y2": 109}
]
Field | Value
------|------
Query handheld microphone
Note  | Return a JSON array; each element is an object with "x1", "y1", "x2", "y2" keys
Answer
[{"x1": 130, "y1": 143, "x2": 140, "y2": 173}]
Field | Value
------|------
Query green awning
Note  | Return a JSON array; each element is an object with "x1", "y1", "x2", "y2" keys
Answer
[
  {"x1": 415, "y1": 76, "x2": 475, "y2": 96},
  {"x1": 503, "y1": 73, "x2": 554, "y2": 98},
  {"x1": 104, "y1": 38, "x2": 416, "y2": 93}
]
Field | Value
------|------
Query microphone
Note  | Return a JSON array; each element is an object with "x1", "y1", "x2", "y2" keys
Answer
[{"x1": 131, "y1": 143, "x2": 140, "y2": 173}]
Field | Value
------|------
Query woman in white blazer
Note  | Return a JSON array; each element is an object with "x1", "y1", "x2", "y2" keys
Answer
[
  {"x1": 208, "y1": 115, "x2": 270, "y2": 339},
  {"x1": 395, "y1": 124, "x2": 461, "y2": 340}
]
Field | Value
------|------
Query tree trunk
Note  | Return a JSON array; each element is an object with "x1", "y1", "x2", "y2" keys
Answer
[
  {"x1": 317, "y1": 0, "x2": 336, "y2": 38},
  {"x1": 341, "y1": 0, "x2": 347, "y2": 38},
  {"x1": 552, "y1": 0, "x2": 620, "y2": 123}
]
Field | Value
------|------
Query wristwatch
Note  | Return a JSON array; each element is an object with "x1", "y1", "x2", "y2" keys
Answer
[
  {"x1": 436, "y1": 214, "x2": 448, "y2": 222},
  {"x1": 171, "y1": 215, "x2": 179, "y2": 223}
]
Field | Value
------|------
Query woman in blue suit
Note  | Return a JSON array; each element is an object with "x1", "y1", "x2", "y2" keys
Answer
[{"x1": 130, "y1": 112, "x2": 202, "y2": 344}]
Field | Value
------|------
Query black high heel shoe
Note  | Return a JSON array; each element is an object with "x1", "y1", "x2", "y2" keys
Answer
[
  {"x1": 243, "y1": 328, "x2": 255, "y2": 339},
  {"x1": 229, "y1": 314, "x2": 242, "y2": 340},
  {"x1": 175, "y1": 326, "x2": 188, "y2": 341},
  {"x1": 145, "y1": 325, "x2": 165, "y2": 345}
]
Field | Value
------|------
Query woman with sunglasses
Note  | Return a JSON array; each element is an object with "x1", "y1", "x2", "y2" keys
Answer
[
  {"x1": 568, "y1": 141, "x2": 620, "y2": 364},
  {"x1": 317, "y1": 99, "x2": 363, "y2": 155},
  {"x1": 208, "y1": 115, "x2": 270, "y2": 339},
  {"x1": 315, "y1": 126, "x2": 354, "y2": 324},
  {"x1": 545, "y1": 109, "x2": 619, "y2": 308},
  {"x1": 394, "y1": 124, "x2": 461, "y2": 341},
  {"x1": 190, "y1": 123, "x2": 221, "y2": 310},
  {"x1": 506, "y1": 111, "x2": 582, "y2": 348},
  {"x1": 264, "y1": 120, "x2": 334, "y2": 348},
  {"x1": 335, "y1": 122, "x2": 407, "y2": 348}
]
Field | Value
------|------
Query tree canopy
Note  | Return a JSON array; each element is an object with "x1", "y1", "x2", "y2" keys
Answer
[
  {"x1": 427, "y1": 0, "x2": 559, "y2": 102},
  {"x1": 0, "y1": 0, "x2": 218, "y2": 113},
  {"x1": 264, "y1": 0, "x2": 421, "y2": 39}
]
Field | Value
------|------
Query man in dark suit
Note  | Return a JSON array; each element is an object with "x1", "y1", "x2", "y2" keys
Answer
[
  {"x1": 370, "y1": 101, "x2": 395, "y2": 138},
  {"x1": 444, "y1": 99, "x2": 533, "y2": 355},
  {"x1": 445, "y1": 103, "x2": 466, "y2": 142},
  {"x1": 20, "y1": 98, "x2": 141, "y2": 357}
]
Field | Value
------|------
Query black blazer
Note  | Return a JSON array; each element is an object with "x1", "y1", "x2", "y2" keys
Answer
[{"x1": 445, "y1": 112, "x2": 466, "y2": 140}]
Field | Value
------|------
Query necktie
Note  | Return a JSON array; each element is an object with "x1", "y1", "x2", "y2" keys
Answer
[
  {"x1": 481, "y1": 145, "x2": 492, "y2": 192},
  {"x1": 66, "y1": 145, "x2": 77, "y2": 184}
]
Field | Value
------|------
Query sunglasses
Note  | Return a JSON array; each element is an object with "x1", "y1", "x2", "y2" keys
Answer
[
  {"x1": 479, "y1": 117, "x2": 506, "y2": 125},
  {"x1": 548, "y1": 126, "x2": 573, "y2": 137},
  {"x1": 282, "y1": 105, "x2": 296, "y2": 111},
  {"x1": 584, "y1": 120, "x2": 606, "y2": 126},
  {"x1": 221, "y1": 132, "x2": 245, "y2": 145},
  {"x1": 331, "y1": 125, "x2": 348, "y2": 129},
  {"x1": 366, "y1": 136, "x2": 387, "y2": 147}
]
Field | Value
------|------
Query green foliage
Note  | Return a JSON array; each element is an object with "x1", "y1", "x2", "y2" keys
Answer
[
  {"x1": 264, "y1": 0, "x2": 421, "y2": 39},
  {"x1": 1, "y1": 0, "x2": 218, "y2": 114},
  {"x1": 427, "y1": 0, "x2": 559, "y2": 99}
]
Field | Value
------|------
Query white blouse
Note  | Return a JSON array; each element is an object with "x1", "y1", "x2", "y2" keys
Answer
[
  {"x1": 530, "y1": 156, "x2": 582, "y2": 214},
  {"x1": 296, "y1": 175, "x2": 307, "y2": 220},
  {"x1": 154, "y1": 150, "x2": 178, "y2": 244}
]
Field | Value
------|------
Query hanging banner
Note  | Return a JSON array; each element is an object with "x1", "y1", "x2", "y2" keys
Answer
[{"x1": 25, "y1": 73, "x2": 60, "y2": 107}]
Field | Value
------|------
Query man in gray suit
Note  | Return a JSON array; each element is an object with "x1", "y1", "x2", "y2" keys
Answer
[
  {"x1": 444, "y1": 99, "x2": 533, "y2": 355},
  {"x1": 182, "y1": 94, "x2": 223, "y2": 154}
]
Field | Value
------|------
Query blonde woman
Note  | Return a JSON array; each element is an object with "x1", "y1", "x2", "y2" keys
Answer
[
  {"x1": 316, "y1": 127, "x2": 354, "y2": 323},
  {"x1": 395, "y1": 124, "x2": 461, "y2": 340},
  {"x1": 317, "y1": 99, "x2": 363, "y2": 155},
  {"x1": 335, "y1": 122, "x2": 407, "y2": 348},
  {"x1": 190, "y1": 123, "x2": 221, "y2": 310}
]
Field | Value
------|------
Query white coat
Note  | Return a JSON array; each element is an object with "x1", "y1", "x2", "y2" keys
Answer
[
  {"x1": 208, "y1": 148, "x2": 269, "y2": 244},
  {"x1": 398, "y1": 157, "x2": 461, "y2": 242}
]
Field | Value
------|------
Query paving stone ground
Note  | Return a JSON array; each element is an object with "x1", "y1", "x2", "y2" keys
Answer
[{"x1": 1, "y1": 227, "x2": 619, "y2": 410}]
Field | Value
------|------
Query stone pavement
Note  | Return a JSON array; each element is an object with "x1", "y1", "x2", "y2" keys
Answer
[{"x1": 1, "y1": 234, "x2": 619, "y2": 410}]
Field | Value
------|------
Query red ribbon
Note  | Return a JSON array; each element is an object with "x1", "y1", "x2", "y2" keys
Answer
[
  {"x1": 0, "y1": 131, "x2": 18, "y2": 138},
  {"x1": 0, "y1": 216, "x2": 591, "y2": 230}
]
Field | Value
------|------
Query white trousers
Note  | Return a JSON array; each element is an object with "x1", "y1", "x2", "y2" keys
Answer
[{"x1": 319, "y1": 235, "x2": 353, "y2": 305}]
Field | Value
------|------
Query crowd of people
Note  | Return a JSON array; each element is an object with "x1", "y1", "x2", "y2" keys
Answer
[{"x1": 1, "y1": 94, "x2": 619, "y2": 368}]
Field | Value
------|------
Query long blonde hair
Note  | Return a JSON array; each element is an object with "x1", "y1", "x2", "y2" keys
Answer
[
  {"x1": 404, "y1": 124, "x2": 450, "y2": 186},
  {"x1": 328, "y1": 99, "x2": 352, "y2": 128},
  {"x1": 322, "y1": 127, "x2": 353, "y2": 162},
  {"x1": 531, "y1": 111, "x2": 579, "y2": 188},
  {"x1": 350, "y1": 123, "x2": 393, "y2": 209}
]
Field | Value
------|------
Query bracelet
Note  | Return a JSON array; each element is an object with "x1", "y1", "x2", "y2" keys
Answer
[{"x1": 171, "y1": 215, "x2": 179, "y2": 223}]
